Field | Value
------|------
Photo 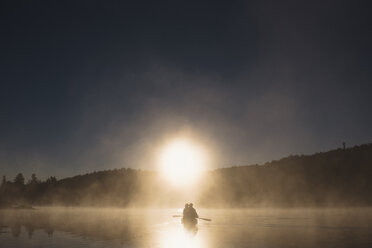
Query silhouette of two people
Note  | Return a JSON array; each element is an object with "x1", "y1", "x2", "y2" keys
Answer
[{"x1": 182, "y1": 203, "x2": 198, "y2": 227}]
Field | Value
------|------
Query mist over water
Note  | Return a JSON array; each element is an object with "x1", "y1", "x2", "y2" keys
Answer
[
  {"x1": 1, "y1": 1, "x2": 371, "y2": 247},
  {"x1": 1, "y1": 145, "x2": 372, "y2": 247},
  {"x1": 1, "y1": 207, "x2": 372, "y2": 248}
]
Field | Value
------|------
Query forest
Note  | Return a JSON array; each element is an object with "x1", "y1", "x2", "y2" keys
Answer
[{"x1": 1, "y1": 143, "x2": 371, "y2": 208}]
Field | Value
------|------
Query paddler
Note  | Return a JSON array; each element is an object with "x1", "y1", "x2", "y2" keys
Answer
[
  {"x1": 183, "y1": 203, "x2": 190, "y2": 218},
  {"x1": 188, "y1": 203, "x2": 199, "y2": 219}
]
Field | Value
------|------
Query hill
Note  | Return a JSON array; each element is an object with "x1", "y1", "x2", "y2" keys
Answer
[
  {"x1": 1, "y1": 143, "x2": 371, "y2": 207},
  {"x1": 202, "y1": 143, "x2": 372, "y2": 207}
]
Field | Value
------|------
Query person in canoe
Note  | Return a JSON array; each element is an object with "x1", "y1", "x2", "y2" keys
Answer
[
  {"x1": 182, "y1": 203, "x2": 198, "y2": 226},
  {"x1": 183, "y1": 203, "x2": 189, "y2": 217}
]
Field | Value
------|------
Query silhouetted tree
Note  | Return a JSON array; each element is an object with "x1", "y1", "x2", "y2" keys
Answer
[
  {"x1": 28, "y1": 173, "x2": 39, "y2": 185},
  {"x1": 14, "y1": 173, "x2": 25, "y2": 186},
  {"x1": 1, "y1": 176, "x2": 5, "y2": 187},
  {"x1": 46, "y1": 176, "x2": 57, "y2": 184}
]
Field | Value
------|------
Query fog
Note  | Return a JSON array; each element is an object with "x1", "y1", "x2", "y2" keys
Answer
[
  {"x1": 1, "y1": 207, "x2": 372, "y2": 248},
  {"x1": 2, "y1": 62, "x2": 371, "y2": 179},
  {"x1": 1, "y1": 0, "x2": 371, "y2": 247},
  {"x1": 1, "y1": 139, "x2": 371, "y2": 248},
  {"x1": 1, "y1": 144, "x2": 372, "y2": 209}
]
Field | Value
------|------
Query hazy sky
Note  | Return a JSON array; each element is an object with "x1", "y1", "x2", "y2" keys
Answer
[{"x1": 1, "y1": 0, "x2": 371, "y2": 179}]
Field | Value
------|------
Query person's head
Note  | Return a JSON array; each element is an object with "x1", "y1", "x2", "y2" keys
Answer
[
  {"x1": 189, "y1": 203, "x2": 193, "y2": 207},
  {"x1": 185, "y1": 203, "x2": 189, "y2": 208}
]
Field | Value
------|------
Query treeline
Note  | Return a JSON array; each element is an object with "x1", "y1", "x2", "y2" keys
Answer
[
  {"x1": 0, "y1": 173, "x2": 57, "y2": 207},
  {"x1": 0, "y1": 169, "x2": 157, "y2": 207},
  {"x1": 201, "y1": 143, "x2": 372, "y2": 207},
  {"x1": 1, "y1": 143, "x2": 372, "y2": 207}
]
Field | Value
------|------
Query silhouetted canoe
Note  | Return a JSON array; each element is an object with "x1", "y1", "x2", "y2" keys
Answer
[{"x1": 182, "y1": 217, "x2": 197, "y2": 227}]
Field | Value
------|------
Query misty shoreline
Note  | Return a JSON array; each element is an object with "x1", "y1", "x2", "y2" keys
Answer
[{"x1": 1, "y1": 143, "x2": 372, "y2": 208}]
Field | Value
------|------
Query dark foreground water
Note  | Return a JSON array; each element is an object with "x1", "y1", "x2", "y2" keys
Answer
[{"x1": 0, "y1": 207, "x2": 371, "y2": 248}]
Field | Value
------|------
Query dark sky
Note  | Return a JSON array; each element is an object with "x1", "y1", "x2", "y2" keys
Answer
[{"x1": 1, "y1": 0, "x2": 371, "y2": 179}]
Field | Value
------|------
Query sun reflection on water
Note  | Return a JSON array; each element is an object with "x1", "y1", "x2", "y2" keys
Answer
[{"x1": 158, "y1": 225, "x2": 205, "y2": 248}]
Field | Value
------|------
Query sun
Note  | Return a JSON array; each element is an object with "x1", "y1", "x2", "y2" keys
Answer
[{"x1": 158, "y1": 139, "x2": 207, "y2": 186}]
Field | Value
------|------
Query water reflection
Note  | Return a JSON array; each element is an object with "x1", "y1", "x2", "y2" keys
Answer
[
  {"x1": 183, "y1": 222, "x2": 198, "y2": 236},
  {"x1": 0, "y1": 208, "x2": 372, "y2": 248},
  {"x1": 159, "y1": 224, "x2": 203, "y2": 248},
  {"x1": 0, "y1": 208, "x2": 145, "y2": 246},
  {"x1": 0, "y1": 208, "x2": 207, "y2": 247}
]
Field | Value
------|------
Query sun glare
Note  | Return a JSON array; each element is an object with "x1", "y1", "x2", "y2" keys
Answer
[
  {"x1": 158, "y1": 226, "x2": 205, "y2": 248},
  {"x1": 159, "y1": 139, "x2": 207, "y2": 186}
]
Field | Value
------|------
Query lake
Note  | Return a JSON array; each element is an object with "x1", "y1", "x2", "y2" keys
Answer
[{"x1": 0, "y1": 207, "x2": 371, "y2": 248}]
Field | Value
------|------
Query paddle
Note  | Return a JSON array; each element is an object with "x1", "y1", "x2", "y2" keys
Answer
[
  {"x1": 172, "y1": 215, "x2": 212, "y2": 221},
  {"x1": 198, "y1": 217, "x2": 211, "y2": 221}
]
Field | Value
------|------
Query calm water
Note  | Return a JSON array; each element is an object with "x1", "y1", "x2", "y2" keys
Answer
[{"x1": 0, "y1": 207, "x2": 371, "y2": 248}]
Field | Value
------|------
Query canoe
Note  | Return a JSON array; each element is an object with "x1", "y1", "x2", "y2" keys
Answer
[{"x1": 181, "y1": 217, "x2": 197, "y2": 227}]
